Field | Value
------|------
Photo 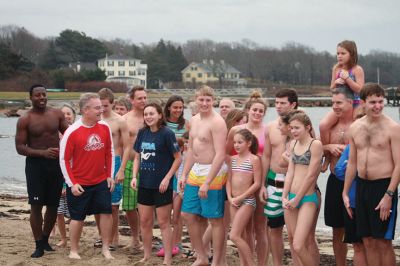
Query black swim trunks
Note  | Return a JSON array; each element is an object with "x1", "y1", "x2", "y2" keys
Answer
[
  {"x1": 356, "y1": 176, "x2": 398, "y2": 240},
  {"x1": 138, "y1": 187, "x2": 173, "y2": 208},
  {"x1": 25, "y1": 157, "x2": 64, "y2": 206},
  {"x1": 324, "y1": 173, "x2": 345, "y2": 228},
  {"x1": 343, "y1": 207, "x2": 362, "y2": 243},
  {"x1": 66, "y1": 180, "x2": 112, "y2": 221}
]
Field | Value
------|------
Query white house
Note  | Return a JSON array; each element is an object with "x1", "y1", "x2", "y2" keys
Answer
[{"x1": 97, "y1": 55, "x2": 147, "y2": 88}]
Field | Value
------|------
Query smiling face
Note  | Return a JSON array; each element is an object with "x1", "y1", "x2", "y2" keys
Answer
[
  {"x1": 363, "y1": 94, "x2": 384, "y2": 119},
  {"x1": 30, "y1": 87, "x2": 47, "y2": 110},
  {"x1": 144, "y1": 106, "x2": 162, "y2": 129},
  {"x1": 196, "y1": 95, "x2": 214, "y2": 114},
  {"x1": 61, "y1": 106, "x2": 75, "y2": 125},
  {"x1": 337, "y1": 46, "x2": 351, "y2": 68},
  {"x1": 248, "y1": 102, "x2": 265, "y2": 123},
  {"x1": 332, "y1": 93, "x2": 352, "y2": 117},
  {"x1": 82, "y1": 98, "x2": 103, "y2": 124},
  {"x1": 168, "y1": 100, "x2": 184, "y2": 120}
]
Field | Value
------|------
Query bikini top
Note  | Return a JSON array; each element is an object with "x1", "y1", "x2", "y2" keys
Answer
[
  {"x1": 292, "y1": 140, "x2": 315, "y2": 165},
  {"x1": 231, "y1": 156, "x2": 253, "y2": 173}
]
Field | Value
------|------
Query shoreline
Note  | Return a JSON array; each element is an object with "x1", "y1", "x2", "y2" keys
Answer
[{"x1": 1, "y1": 194, "x2": 399, "y2": 265}]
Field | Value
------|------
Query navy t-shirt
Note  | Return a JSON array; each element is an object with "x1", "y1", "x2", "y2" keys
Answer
[{"x1": 134, "y1": 126, "x2": 180, "y2": 189}]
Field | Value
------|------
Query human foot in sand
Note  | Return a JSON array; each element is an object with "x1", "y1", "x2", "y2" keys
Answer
[
  {"x1": 123, "y1": 241, "x2": 142, "y2": 250},
  {"x1": 56, "y1": 240, "x2": 67, "y2": 247},
  {"x1": 102, "y1": 248, "x2": 115, "y2": 260},
  {"x1": 191, "y1": 258, "x2": 209, "y2": 266},
  {"x1": 30, "y1": 247, "x2": 44, "y2": 258},
  {"x1": 68, "y1": 252, "x2": 81, "y2": 259},
  {"x1": 163, "y1": 258, "x2": 172, "y2": 266}
]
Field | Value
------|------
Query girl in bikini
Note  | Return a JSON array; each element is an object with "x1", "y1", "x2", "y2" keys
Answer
[
  {"x1": 320, "y1": 40, "x2": 365, "y2": 171},
  {"x1": 227, "y1": 129, "x2": 262, "y2": 266},
  {"x1": 282, "y1": 112, "x2": 323, "y2": 266}
]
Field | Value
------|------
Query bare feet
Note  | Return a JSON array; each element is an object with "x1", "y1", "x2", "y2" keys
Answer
[
  {"x1": 139, "y1": 257, "x2": 149, "y2": 263},
  {"x1": 56, "y1": 240, "x2": 67, "y2": 247},
  {"x1": 191, "y1": 258, "x2": 209, "y2": 266},
  {"x1": 68, "y1": 252, "x2": 81, "y2": 259},
  {"x1": 163, "y1": 259, "x2": 172, "y2": 265},
  {"x1": 123, "y1": 242, "x2": 142, "y2": 250},
  {"x1": 102, "y1": 248, "x2": 115, "y2": 260}
]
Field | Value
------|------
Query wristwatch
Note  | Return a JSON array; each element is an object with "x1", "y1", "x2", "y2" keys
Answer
[{"x1": 385, "y1": 190, "x2": 395, "y2": 197}]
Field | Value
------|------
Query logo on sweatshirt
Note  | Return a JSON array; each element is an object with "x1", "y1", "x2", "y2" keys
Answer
[{"x1": 84, "y1": 134, "x2": 104, "y2": 151}]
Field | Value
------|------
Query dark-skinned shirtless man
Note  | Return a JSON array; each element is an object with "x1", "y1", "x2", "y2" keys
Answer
[{"x1": 15, "y1": 84, "x2": 68, "y2": 258}]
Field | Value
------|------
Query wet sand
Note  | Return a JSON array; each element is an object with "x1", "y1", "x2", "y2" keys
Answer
[{"x1": 1, "y1": 195, "x2": 398, "y2": 265}]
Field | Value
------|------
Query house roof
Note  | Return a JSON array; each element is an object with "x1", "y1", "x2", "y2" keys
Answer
[
  {"x1": 98, "y1": 54, "x2": 141, "y2": 61},
  {"x1": 181, "y1": 61, "x2": 240, "y2": 74}
]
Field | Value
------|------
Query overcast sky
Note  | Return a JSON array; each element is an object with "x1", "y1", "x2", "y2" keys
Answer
[{"x1": 1, "y1": 0, "x2": 399, "y2": 54}]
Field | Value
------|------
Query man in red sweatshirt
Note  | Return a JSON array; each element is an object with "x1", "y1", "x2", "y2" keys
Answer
[{"x1": 60, "y1": 93, "x2": 115, "y2": 260}]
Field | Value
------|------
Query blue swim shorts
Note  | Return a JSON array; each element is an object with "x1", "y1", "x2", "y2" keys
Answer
[
  {"x1": 111, "y1": 156, "x2": 122, "y2": 205},
  {"x1": 181, "y1": 184, "x2": 225, "y2": 219}
]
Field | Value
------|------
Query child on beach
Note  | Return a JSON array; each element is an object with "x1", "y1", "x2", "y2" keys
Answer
[
  {"x1": 282, "y1": 112, "x2": 323, "y2": 266},
  {"x1": 131, "y1": 103, "x2": 182, "y2": 266},
  {"x1": 226, "y1": 129, "x2": 262, "y2": 266},
  {"x1": 53, "y1": 103, "x2": 76, "y2": 247},
  {"x1": 320, "y1": 40, "x2": 364, "y2": 171}
]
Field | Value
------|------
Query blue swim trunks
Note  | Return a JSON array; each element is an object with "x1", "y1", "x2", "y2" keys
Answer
[
  {"x1": 182, "y1": 184, "x2": 226, "y2": 218},
  {"x1": 111, "y1": 155, "x2": 122, "y2": 205}
]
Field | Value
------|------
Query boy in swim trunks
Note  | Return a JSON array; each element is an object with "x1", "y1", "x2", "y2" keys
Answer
[{"x1": 179, "y1": 86, "x2": 228, "y2": 266}]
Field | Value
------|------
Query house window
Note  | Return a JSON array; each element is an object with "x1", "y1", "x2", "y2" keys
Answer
[
  {"x1": 198, "y1": 73, "x2": 202, "y2": 78},
  {"x1": 118, "y1": 61, "x2": 125, "y2": 67},
  {"x1": 129, "y1": 61, "x2": 136, "y2": 66},
  {"x1": 186, "y1": 73, "x2": 191, "y2": 78},
  {"x1": 107, "y1": 61, "x2": 114, "y2": 66},
  {"x1": 140, "y1": 80, "x2": 145, "y2": 85},
  {"x1": 118, "y1": 71, "x2": 125, "y2": 76},
  {"x1": 129, "y1": 71, "x2": 136, "y2": 76},
  {"x1": 107, "y1": 71, "x2": 114, "y2": 76},
  {"x1": 99, "y1": 61, "x2": 104, "y2": 67}
]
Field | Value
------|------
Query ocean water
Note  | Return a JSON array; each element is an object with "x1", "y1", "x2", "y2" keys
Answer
[{"x1": 1, "y1": 106, "x2": 399, "y2": 237}]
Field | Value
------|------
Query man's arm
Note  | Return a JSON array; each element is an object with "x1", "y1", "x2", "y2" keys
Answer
[
  {"x1": 259, "y1": 124, "x2": 272, "y2": 203},
  {"x1": 375, "y1": 123, "x2": 400, "y2": 221},
  {"x1": 115, "y1": 119, "x2": 130, "y2": 183},
  {"x1": 342, "y1": 127, "x2": 357, "y2": 218}
]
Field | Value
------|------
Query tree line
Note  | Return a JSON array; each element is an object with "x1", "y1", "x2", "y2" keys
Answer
[{"x1": 1, "y1": 25, "x2": 399, "y2": 92}]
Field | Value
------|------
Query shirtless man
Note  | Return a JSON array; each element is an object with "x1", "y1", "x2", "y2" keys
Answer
[
  {"x1": 343, "y1": 83, "x2": 400, "y2": 266},
  {"x1": 15, "y1": 84, "x2": 68, "y2": 258},
  {"x1": 180, "y1": 85, "x2": 228, "y2": 266},
  {"x1": 219, "y1": 98, "x2": 235, "y2": 119},
  {"x1": 260, "y1": 88, "x2": 298, "y2": 265},
  {"x1": 121, "y1": 86, "x2": 147, "y2": 248},
  {"x1": 98, "y1": 88, "x2": 130, "y2": 248},
  {"x1": 323, "y1": 88, "x2": 354, "y2": 266}
]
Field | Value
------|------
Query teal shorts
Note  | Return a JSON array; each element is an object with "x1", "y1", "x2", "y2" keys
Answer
[
  {"x1": 111, "y1": 156, "x2": 122, "y2": 205},
  {"x1": 181, "y1": 184, "x2": 225, "y2": 218},
  {"x1": 288, "y1": 191, "x2": 319, "y2": 209}
]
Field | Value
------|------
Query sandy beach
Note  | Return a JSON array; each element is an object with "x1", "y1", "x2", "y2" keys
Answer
[{"x1": 3, "y1": 195, "x2": 398, "y2": 265}]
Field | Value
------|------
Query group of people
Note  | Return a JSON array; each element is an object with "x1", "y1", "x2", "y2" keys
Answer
[{"x1": 15, "y1": 39, "x2": 399, "y2": 266}]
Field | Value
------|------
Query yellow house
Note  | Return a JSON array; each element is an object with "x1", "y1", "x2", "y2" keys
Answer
[{"x1": 181, "y1": 59, "x2": 241, "y2": 84}]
